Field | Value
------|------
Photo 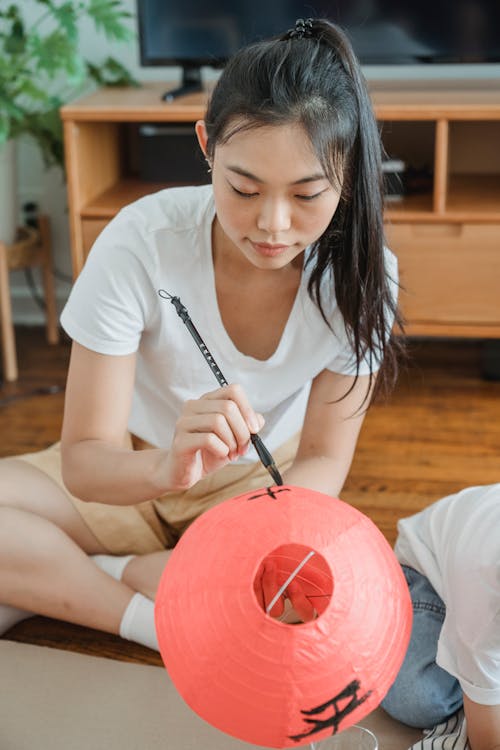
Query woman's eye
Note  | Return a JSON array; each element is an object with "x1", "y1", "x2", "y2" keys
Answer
[
  {"x1": 296, "y1": 192, "x2": 322, "y2": 201},
  {"x1": 231, "y1": 186, "x2": 258, "y2": 198}
]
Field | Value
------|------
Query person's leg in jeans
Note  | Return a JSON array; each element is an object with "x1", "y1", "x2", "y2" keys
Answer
[{"x1": 382, "y1": 565, "x2": 463, "y2": 728}]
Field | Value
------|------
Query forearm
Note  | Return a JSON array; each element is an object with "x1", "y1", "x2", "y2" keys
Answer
[
  {"x1": 61, "y1": 439, "x2": 169, "y2": 505},
  {"x1": 285, "y1": 370, "x2": 372, "y2": 498},
  {"x1": 282, "y1": 455, "x2": 351, "y2": 498},
  {"x1": 463, "y1": 695, "x2": 500, "y2": 750}
]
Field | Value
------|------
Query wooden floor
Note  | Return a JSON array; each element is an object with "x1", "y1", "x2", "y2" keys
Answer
[{"x1": 1, "y1": 327, "x2": 499, "y2": 666}]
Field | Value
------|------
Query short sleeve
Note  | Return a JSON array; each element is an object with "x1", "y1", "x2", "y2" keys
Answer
[
  {"x1": 438, "y1": 598, "x2": 500, "y2": 705},
  {"x1": 436, "y1": 529, "x2": 500, "y2": 705},
  {"x1": 60, "y1": 211, "x2": 156, "y2": 355}
]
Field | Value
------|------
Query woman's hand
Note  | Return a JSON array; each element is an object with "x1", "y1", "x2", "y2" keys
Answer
[
  {"x1": 253, "y1": 559, "x2": 317, "y2": 624},
  {"x1": 161, "y1": 383, "x2": 264, "y2": 491}
]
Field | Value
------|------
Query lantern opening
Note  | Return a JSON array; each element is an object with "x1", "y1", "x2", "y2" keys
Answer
[{"x1": 253, "y1": 543, "x2": 334, "y2": 624}]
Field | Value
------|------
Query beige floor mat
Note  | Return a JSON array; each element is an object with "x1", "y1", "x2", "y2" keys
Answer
[{"x1": 0, "y1": 640, "x2": 422, "y2": 750}]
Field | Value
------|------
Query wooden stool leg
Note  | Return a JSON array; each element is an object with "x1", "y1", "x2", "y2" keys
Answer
[
  {"x1": 0, "y1": 240, "x2": 18, "y2": 381},
  {"x1": 37, "y1": 215, "x2": 59, "y2": 345}
]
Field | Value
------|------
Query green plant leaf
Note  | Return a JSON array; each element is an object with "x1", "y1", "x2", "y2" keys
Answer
[
  {"x1": 0, "y1": 94, "x2": 25, "y2": 121},
  {"x1": 88, "y1": 0, "x2": 134, "y2": 42},
  {"x1": 4, "y1": 17, "x2": 26, "y2": 55},
  {"x1": 0, "y1": 116, "x2": 10, "y2": 145},
  {"x1": 87, "y1": 56, "x2": 139, "y2": 87},
  {"x1": 1, "y1": 0, "x2": 136, "y2": 168},
  {"x1": 29, "y1": 30, "x2": 83, "y2": 80},
  {"x1": 51, "y1": 2, "x2": 79, "y2": 44},
  {"x1": 17, "y1": 78, "x2": 53, "y2": 102},
  {"x1": 23, "y1": 107, "x2": 64, "y2": 167}
]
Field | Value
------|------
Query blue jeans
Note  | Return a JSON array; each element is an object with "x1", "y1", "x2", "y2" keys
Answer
[{"x1": 381, "y1": 565, "x2": 463, "y2": 729}]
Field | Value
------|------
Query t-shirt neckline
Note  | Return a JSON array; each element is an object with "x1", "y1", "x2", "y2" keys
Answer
[{"x1": 200, "y1": 196, "x2": 306, "y2": 368}]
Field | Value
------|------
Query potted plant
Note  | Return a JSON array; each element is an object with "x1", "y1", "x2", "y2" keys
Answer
[{"x1": 0, "y1": 0, "x2": 137, "y2": 243}]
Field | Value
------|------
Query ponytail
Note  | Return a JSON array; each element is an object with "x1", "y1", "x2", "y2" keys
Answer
[
  {"x1": 305, "y1": 21, "x2": 405, "y2": 404},
  {"x1": 205, "y1": 18, "x2": 405, "y2": 406}
]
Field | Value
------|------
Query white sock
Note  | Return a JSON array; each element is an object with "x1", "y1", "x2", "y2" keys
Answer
[
  {"x1": 0, "y1": 603, "x2": 34, "y2": 637},
  {"x1": 119, "y1": 593, "x2": 158, "y2": 651},
  {"x1": 91, "y1": 554, "x2": 135, "y2": 581}
]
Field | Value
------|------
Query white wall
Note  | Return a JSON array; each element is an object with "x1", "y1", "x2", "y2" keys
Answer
[
  {"x1": 13, "y1": 0, "x2": 172, "y2": 323},
  {"x1": 13, "y1": 0, "x2": 500, "y2": 323}
]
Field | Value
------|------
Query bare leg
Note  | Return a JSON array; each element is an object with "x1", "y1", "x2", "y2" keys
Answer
[
  {"x1": 0, "y1": 506, "x2": 134, "y2": 632},
  {"x1": 0, "y1": 458, "x2": 135, "y2": 633},
  {"x1": 122, "y1": 550, "x2": 173, "y2": 600},
  {"x1": 0, "y1": 459, "x2": 105, "y2": 551}
]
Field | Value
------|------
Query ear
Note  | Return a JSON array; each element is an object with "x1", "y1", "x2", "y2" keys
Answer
[{"x1": 195, "y1": 120, "x2": 208, "y2": 158}]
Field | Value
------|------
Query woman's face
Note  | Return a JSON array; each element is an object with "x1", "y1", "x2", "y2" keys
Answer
[{"x1": 196, "y1": 120, "x2": 341, "y2": 270}]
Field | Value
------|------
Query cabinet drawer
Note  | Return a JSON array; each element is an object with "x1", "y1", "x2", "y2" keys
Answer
[
  {"x1": 385, "y1": 223, "x2": 500, "y2": 326},
  {"x1": 81, "y1": 219, "x2": 109, "y2": 261}
]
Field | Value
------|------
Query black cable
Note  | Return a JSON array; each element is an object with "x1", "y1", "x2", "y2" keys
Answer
[
  {"x1": 21, "y1": 200, "x2": 72, "y2": 312},
  {"x1": 23, "y1": 265, "x2": 72, "y2": 313},
  {"x1": 23, "y1": 267, "x2": 46, "y2": 311},
  {"x1": 52, "y1": 267, "x2": 73, "y2": 283},
  {"x1": 0, "y1": 384, "x2": 64, "y2": 407}
]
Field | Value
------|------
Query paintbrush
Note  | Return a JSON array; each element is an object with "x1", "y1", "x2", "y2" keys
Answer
[{"x1": 159, "y1": 289, "x2": 283, "y2": 486}]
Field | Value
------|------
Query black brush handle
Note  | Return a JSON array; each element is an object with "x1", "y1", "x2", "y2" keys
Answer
[{"x1": 158, "y1": 290, "x2": 283, "y2": 486}]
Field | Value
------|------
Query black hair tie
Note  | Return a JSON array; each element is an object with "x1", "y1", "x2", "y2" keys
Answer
[{"x1": 286, "y1": 18, "x2": 314, "y2": 39}]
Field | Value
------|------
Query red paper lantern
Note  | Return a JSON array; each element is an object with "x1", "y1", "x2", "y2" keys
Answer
[{"x1": 155, "y1": 485, "x2": 412, "y2": 748}]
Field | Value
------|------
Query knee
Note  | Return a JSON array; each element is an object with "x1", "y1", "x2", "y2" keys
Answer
[
  {"x1": 382, "y1": 566, "x2": 463, "y2": 727},
  {"x1": 0, "y1": 506, "x2": 60, "y2": 563},
  {"x1": 0, "y1": 507, "x2": 30, "y2": 571},
  {"x1": 0, "y1": 457, "x2": 35, "y2": 509},
  {"x1": 382, "y1": 661, "x2": 462, "y2": 729},
  {"x1": 0, "y1": 501, "x2": 28, "y2": 557},
  {"x1": 0, "y1": 458, "x2": 20, "y2": 504}
]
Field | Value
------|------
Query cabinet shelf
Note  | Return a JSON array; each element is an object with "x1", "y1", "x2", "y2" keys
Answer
[
  {"x1": 62, "y1": 82, "x2": 500, "y2": 338},
  {"x1": 385, "y1": 193, "x2": 434, "y2": 221},
  {"x1": 385, "y1": 175, "x2": 500, "y2": 223},
  {"x1": 82, "y1": 178, "x2": 174, "y2": 218},
  {"x1": 81, "y1": 174, "x2": 500, "y2": 224},
  {"x1": 447, "y1": 175, "x2": 500, "y2": 220}
]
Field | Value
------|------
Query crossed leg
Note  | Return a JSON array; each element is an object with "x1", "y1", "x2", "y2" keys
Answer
[{"x1": 0, "y1": 458, "x2": 169, "y2": 636}]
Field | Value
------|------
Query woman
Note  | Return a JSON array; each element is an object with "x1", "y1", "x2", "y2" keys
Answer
[{"x1": 0, "y1": 18, "x2": 402, "y2": 648}]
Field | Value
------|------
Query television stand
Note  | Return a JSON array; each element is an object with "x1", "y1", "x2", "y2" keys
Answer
[
  {"x1": 60, "y1": 82, "x2": 500, "y2": 339},
  {"x1": 162, "y1": 66, "x2": 203, "y2": 102}
]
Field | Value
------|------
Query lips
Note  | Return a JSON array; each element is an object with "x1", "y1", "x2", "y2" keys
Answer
[{"x1": 251, "y1": 241, "x2": 290, "y2": 257}]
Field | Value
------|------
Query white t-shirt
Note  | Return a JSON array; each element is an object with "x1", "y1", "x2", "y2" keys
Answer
[
  {"x1": 61, "y1": 185, "x2": 397, "y2": 459},
  {"x1": 395, "y1": 483, "x2": 500, "y2": 705}
]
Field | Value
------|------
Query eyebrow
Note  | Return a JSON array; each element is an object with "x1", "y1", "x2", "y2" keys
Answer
[{"x1": 227, "y1": 165, "x2": 327, "y2": 185}]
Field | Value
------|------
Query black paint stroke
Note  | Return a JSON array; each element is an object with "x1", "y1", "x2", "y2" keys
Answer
[
  {"x1": 289, "y1": 679, "x2": 373, "y2": 741},
  {"x1": 247, "y1": 487, "x2": 291, "y2": 501}
]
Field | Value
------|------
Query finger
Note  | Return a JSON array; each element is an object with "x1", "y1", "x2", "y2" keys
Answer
[
  {"x1": 176, "y1": 413, "x2": 241, "y2": 459},
  {"x1": 286, "y1": 580, "x2": 316, "y2": 622},
  {"x1": 253, "y1": 563, "x2": 265, "y2": 610},
  {"x1": 309, "y1": 594, "x2": 330, "y2": 615},
  {"x1": 183, "y1": 396, "x2": 251, "y2": 456},
  {"x1": 165, "y1": 432, "x2": 232, "y2": 489},
  {"x1": 203, "y1": 384, "x2": 265, "y2": 439},
  {"x1": 278, "y1": 599, "x2": 303, "y2": 625},
  {"x1": 262, "y1": 560, "x2": 284, "y2": 618},
  {"x1": 171, "y1": 431, "x2": 232, "y2": 462}
]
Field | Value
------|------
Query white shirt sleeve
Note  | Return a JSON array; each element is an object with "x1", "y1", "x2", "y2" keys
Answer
[
  {"x1": 437, "y1": 570, "x2": 500, "y2": 705},
  {"x1": 396, "y1": 484, "x2": 500, "y2": 706},
  {"x1": 60, "y1": 211, "x2": 156, "y2": 355}
]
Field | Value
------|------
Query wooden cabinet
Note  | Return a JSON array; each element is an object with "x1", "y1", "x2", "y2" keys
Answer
[
  {"x1": 61, "y1": 81, "x2": 500, "y2": 338},
  {"x1": 385, "y1": 223, "x2": 500, "y2": 335}
]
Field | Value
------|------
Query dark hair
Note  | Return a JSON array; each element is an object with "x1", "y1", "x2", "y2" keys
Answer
[{"x1": 204, "y1": 18, "x2": 405, "y2": 406}]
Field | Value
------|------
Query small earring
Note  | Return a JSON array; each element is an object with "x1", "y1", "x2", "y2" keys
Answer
[{"x1": 206, "y1": 159, "x2": 212, "y2": 173}]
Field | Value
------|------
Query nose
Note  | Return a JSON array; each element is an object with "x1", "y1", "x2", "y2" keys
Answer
[{"x1": 257, "y1": 197, "x2": 292, "y2": 235}]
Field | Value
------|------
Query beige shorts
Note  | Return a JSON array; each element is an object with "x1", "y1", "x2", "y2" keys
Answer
[{"x1": 17, "y1": 434, "x2": 300, "y2": 555}]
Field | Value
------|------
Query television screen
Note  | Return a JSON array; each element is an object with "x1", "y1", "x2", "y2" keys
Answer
[{"x1": 137, "y1": 0, "x2": 500, "y2": 68}]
